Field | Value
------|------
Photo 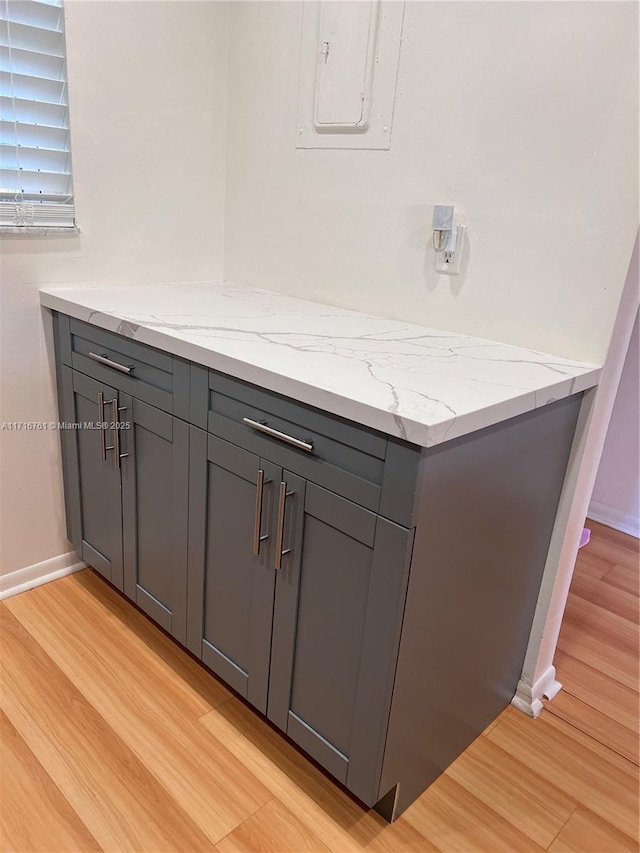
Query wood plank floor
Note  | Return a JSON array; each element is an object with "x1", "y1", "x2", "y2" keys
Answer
[{"x1": 1, "y1": 520, "x2": 638, "y2": 852}]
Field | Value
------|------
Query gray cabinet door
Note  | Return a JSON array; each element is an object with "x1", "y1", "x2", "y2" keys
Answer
[
  {"x1": 120, "y1": 396, "x2": 189, "y2": 645},
  {"x1": 60, "y1": 367, "x2": 124, "y2": 590},
  {"x1": 187, "y1": 428, "x2": 280, "y2": 714},
  {"x1": 267, "y1": 474, "x2": 414, "y2": 806}
]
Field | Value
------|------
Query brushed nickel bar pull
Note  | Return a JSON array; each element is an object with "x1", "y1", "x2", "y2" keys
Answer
[
  {"x1": 274, "y1": 481, "x2": 294, "y2": 571},
  {"x1": 112, "y1": 403, "x2": 129, "y2": 469},
  {"x1": 104, "y1": 398, "x2": 116, "y2": 460},
  {"x1": 114, "y1": 401, "x2": 129, "y2": 468},
  {"x1": 88, "y1": 352, "x2": 133, "y2": 375},
  {"x1": 252, "y1": 469, "x2": 270, "y2": 556},
  {"x1": 104, "y1": 399, "x2": 118, "y2": 466},
  {"x1": 113, "y1": 404, "x2": 120, "y2": 469},
  {"x1": 97, "y1": 392, "x2": 106, "y2": 460},
  {"x1": 242, "y1": 417, "x2": 313, "y2": 454}
]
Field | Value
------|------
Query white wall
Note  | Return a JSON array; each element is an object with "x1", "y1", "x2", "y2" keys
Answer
[
  {"x1": 0, "y1": 1, "x2": 228, "y2": 576},
  {"x1": 224, "y1": 1, "x2": 638, "y2": 365},
  {"x1": 590, "y1": 311, "x2": 640, "y2": 537}
]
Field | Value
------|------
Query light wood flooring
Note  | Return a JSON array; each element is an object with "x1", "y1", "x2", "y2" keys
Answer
[{"x1": 1, "y1": 519, "x2": 638, "y2": 852}]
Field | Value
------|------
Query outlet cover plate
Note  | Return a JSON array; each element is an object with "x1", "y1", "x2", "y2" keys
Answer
[{"x1": 435, "y1": 225, "x2": 466, "y2": 275}]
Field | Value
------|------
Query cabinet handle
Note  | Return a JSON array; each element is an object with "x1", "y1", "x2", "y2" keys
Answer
[
  {"x1": 242, "y1": 417, "x2": 313, "y2": 454},
  {"x1": 112, "y1": 403, "x2": 129, "y2": 469},
  {"x1": 101, "y1": 394, "x2": 117, "y2": 460},
  {"x1": 104, "y1": 399, "x2": 117, "y2": 465},
  {"x1": 97, "y1": 392, "x2": 106, "y2": 460},
  {"x1": 252, "y1": 468, "x2": 271, "y2": 556},
  {"x1": 274, "y1": 481, "x2": 295, "y2": 570},
  {"x1": 88, "y1": 352, "x2": 134, "y2": 375}
]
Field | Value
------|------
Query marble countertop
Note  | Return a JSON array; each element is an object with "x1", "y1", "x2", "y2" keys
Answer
[{"x1": 39, "y1": 280, "x2": 599, "y2": 447}]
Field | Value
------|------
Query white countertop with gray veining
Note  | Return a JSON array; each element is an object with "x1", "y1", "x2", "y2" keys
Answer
[{"x1": 39, "y1": 280, "x2": 599, "y2": 447}]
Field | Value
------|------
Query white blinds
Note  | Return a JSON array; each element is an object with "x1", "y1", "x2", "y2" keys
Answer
[{"x1": 0, "y1": 0, "x2": 74, "y2": 227}]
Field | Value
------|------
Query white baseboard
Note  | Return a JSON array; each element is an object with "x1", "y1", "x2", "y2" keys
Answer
[
  {"x1": 0, "y1": 551, "x2": 86, "y2": 600},
  {"x1": 588, "y1": 500, "x2": 640, "y2": 539},
  {"x1": 512, "y1": 665, "x2": 562, "y2": 718}
]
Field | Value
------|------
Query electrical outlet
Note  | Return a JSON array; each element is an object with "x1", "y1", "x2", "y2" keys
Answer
[{"x1": 435, "y1": 225, "x2": 466, "y2": 275}]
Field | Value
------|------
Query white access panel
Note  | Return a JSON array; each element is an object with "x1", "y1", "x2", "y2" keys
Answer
[
  {"x1": 296, "y1": 0, "x2": 405, "y2": 150},
  {"x1": 314, "y1": 2, "x2": 377, "y2": 128}
]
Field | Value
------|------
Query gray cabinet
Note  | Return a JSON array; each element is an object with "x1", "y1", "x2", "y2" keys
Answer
[
  {"x1": 121, "y1": 395, "x2": 189, "y2": 645},
  {"x1": 186, "y1": 416, "x2": 414, "y2": 800},
  {"x1": 267, "y1": 475, "x2": 414, "y2": 804},
  {"x1": 57, "y1": 363, "x2": 189, "y2": 644},
  {"x1": 52, "y1": 311, "x2": 584, "y2": 822},
  {"x1": 186, "y1": 429, "x2": 280, "y2": 713},
  {"x1": 60, "y1": 367, "x2": 124, "y2": 589}
]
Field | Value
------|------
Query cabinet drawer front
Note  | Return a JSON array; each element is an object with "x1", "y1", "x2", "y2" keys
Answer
[
  {"x1": 61, "y1": 317, "x2": 189, "y2": 418},
  {"x1": 207, "y1": 369, "x2": 386, "y2": 511}
]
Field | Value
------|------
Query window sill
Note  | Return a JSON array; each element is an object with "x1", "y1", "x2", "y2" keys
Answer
[{"x1": 0, "y1": 225, "x2": 81, "y2": 236}]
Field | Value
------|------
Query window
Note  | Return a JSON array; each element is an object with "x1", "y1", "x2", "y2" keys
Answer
[{"x1": 0, "y1": 0, "x2": 74, "y2": 228}]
